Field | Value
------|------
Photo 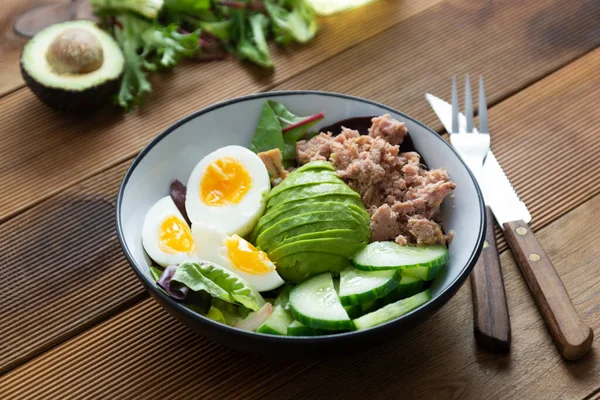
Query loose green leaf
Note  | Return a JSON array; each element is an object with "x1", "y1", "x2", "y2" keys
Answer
[
  {"x1": 91, "y1": 0, "x2": 165, "y2": 20},
  {"x1": 267, "y1": 100, "x2": 324, "y2": 161},
  {"x1": 172, "y1": 261, "x2": 234, "y2": 303},
  {"x1": 149, "y1": 266, "x2": 163, "y2": 282},
  {"x1": 206, "y1": 306, "x2": 227, "y2": 323},
  {"x1": 266, "y1": 0, "x2": 318, "y2": 44},
  {"x1": 250, "y1": 101, "x2": 285, "y2": 153},
  {"x1": 235, "y1": 11, "x2": 273, "y2": 68},
  {"x1": 197, "y1": 20, "x2": 233, "y2": 40},
  {"x1": 141, "y1": 23, "x2": 201, "y2": 69},
  {"x1": 163, "y1": 0, "x2": 211, "y2": 15},
  {"x1": 173, "y1": 261, "x2": 266, "y2": 311}
]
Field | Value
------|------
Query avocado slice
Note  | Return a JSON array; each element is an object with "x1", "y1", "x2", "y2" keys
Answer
[
  {"x1": 268, "y1": 170, "x2": 341, "y2": 198},
  {"x1": 269, "y1": 238, "x2": 367, "y2": 260},
  {"x1": 257, "y1": 212, "x2": 370, "y2": 251},
  {"x1": 276, "y1": 229, "x2": 361, "y2": 247},
  {"x1": 21, "y1": 20, "x2": 124, "y2": 112},
  {"x1": 293, "y1": 160, "x2": 335, "y2": 173},
  {"x1": 275, "y1": 253, "x2": 351, "y2": 283},
  {"x1": 267, "y1": 182, "x2": 360, "y2": 210},
  {"x1": 253, "y1": 201, "x2": 370, "y2": 240}
]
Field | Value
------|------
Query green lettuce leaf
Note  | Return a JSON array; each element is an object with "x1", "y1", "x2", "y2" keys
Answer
[
  {"x1": 250, "y1": 101, "x2": 285, "y2": 154},
  {"x1": 266, "y1": 0, "x2": 317, "y2": 44},
  {"x1": 91, "y1": 0, "x2": 164, "y2": 20},
  {"x1": 149, "y1": 265, "x2": 163, "y2": 282},
  {"x1": 173, "y1": 261, "x2": 266, "y2": 311},
  {"x1": 267, "y1": 100, "x2": 323, "y2": 161},
  {"x1": 234, "y1": 11, "x2": 273, "y2": 68},
  {"x1": 206, "y1": 306, "x2": 226, "y2": 324},
  {"x1": 141, "y1": 23, "x2": 201, "y2": 69},
  {"x1": 163, "y1": 0, "x2": 211, "y2": 15}
]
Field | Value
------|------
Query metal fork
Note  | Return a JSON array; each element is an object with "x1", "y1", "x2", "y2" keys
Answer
[{"x1": 450, "y1": 75, "x2": 512, "y2": 353}]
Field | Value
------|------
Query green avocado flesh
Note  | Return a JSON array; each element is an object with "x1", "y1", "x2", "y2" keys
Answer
[
  {"x1": 251, "y1": 201, "x2": 369, "y2": 241},
  {"x1": 20, "y1": 20, "x2": 124, "y2": 112},
  {"x1": 255, "y1": 161, "x2": 371, "y2": 283}
]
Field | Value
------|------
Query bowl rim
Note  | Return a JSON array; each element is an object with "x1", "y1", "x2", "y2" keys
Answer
[{"x1": 116, "y1": 90, "x2": 486, "y2": 343}]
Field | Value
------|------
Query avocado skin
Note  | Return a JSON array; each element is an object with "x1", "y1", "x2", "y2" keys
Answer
[{"x1": 20, "y1": 61, "x2": 121, "y2": 113}]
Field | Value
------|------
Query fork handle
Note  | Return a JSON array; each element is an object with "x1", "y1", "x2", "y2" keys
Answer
[
  {"x1": 470, "y1": 206, "x2": 511, "y2": 353},
  {"x1": 503, "y1": 220, "x2": 593, "y2": 360}
]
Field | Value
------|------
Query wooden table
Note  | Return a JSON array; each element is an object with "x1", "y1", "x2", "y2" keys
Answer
[{"x1": 1, "y1": 1, "x2": 600, "y2": 398}]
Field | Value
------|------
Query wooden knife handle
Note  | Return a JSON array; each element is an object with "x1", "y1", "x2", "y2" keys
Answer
[
  {"x1": 503, "y1": 220, "x2": 593, "y2": 360},
  {"x1": 470, "y1": 206, "x2": 511, "y2": 353}
]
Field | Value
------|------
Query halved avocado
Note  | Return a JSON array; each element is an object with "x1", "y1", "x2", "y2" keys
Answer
[
  {"x1": 275, "y1": 253, "x2": 351, "y2": 283},
  {"x1": 267, "y1": 182, "x2": 360, "y2": 210},
  {"x1": 20, "y1": 20, "x2": 124, "y2": 112}
]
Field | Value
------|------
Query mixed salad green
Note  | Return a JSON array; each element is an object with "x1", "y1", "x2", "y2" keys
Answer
[
  {"x1": 145, "y1": 100, "x2": 449, "y2": 335},
  {"x1": 91, "y1": 0, "x2": 318, "y2": 110}
]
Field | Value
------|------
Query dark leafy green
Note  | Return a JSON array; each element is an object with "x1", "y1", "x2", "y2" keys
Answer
[
  {"x1": 249, "y1": 101, "x2": 285, "y2": 154},
  {"x1": 250, "y1": 100, "x2": 324, "y2": 163},
  {"x1": 235, "y1": 12, "x2": 274, "y2": 68}
]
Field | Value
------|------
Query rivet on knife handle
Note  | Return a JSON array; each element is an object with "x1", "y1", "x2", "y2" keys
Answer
[
  {"x1": 470, "y1": 206, "x2": 511, "y2": 353},
  {"x1": 503, "y1": 220, "x2": 593, "y2": 360}
]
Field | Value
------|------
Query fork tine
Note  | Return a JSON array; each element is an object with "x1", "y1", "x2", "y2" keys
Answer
[
  {"x1": 465, "y1": 74, "x2": 474, "y2": 133},
  {"x1": 451, "y1": 76, "x2": 459, "y2": 133},
  {"x1": 478, "y1": 75, "x2": 489, "y2": 133}
]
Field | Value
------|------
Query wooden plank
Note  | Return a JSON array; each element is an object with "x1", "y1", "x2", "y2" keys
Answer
[
  {"x1": 1, "y1": 9, "x2": 599, "y2": 377},
  {"x1": 0, "y1": 0, "x2": 443, "y2": 222},
  {"x1": 0, "y1": 162, "x2": 147, "y2": 374},
  {"x1": 2, "y1": 191, "x2": 599, "y2": 400}
]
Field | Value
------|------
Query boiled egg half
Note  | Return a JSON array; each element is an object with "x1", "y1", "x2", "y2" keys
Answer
[
  {"x1": 185, "y1": 145, "x2": 270, "y2": 237},
  {"x1": 142, "y1": 196, "x2": 196, "y2": 267},
  {"x1": 192, "y1": 222, "x2": 284, "y2": 292}
]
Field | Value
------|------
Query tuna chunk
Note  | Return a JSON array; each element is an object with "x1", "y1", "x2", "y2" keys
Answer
[
  {"x1": 369, "y1": 114, "x2": 408, "y2": 146},
  {"x1": 370, "y1": 204, "x2": 402, "y2": 242},
  {"x1": 407, "y1": 217, "x2": 447, "y2": 245},
  {"x1": 258, "y1": 148, "x2": 289, "y2": 186},
  {"x1": 296, "y1": 132, "x2": 334, "y2": 165}
]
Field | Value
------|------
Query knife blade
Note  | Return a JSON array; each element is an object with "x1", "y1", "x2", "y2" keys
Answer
[
  {"x1": 426, "y1": 93, "x2": 593, "y2": 360},
  {"x1": 426, "y1": 92, "x2": 511, "y2": 353},
  {"x1": 425, "y1": 93, "x2": 531, "y2": 224}
]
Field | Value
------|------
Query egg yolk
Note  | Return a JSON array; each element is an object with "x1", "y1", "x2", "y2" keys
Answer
[
  {"x1": 226, "y1": 235, "x2": 275, "y2": 275},
  {"x1": 200, "y1": 157, "x2": 252, "y2": 206},
  {"x1": 159, "y1": 215, "x2": 195, "y2": 254}
]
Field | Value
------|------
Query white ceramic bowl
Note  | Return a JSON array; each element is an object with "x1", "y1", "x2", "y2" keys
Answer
[{"x1": 116, "y1": 91, "x2": 485, "y2": 355}]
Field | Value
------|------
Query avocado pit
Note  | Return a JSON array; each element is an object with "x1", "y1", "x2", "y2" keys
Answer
[{"x1": 46, "y1": 28, "x2": 104, "y2": 74}]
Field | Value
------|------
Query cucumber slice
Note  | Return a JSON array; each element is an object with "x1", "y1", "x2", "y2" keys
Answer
[
  {"x1": 401, "y1": 263, "x2": 443, "y2": 281},
  {"x1": 286, "y1": 320, "x2": 330, "y2": 336},
  {"x1": 338, "y1": 267, "x2": 399, "y2": 306},
  {"x1": 344, "y1": 304, "x2": 363, "y2": 319},
  {"x1": 273, "y1": 284, "x2": 293, "y2": 308},
  {"x1": 352, "y1": 242, "x2": 448, "y2": 279},
  {"x1": 256, "y1": 304, "x2": 294, "y2": 335},
  {"x1": 382, "y1": 274, "x2": 427, "y2": 303},
  {"x1": 353, "y1": 289, "x2": 433, "y2": 330},
  {"x1": 289, "y1": 273, "x2": 354, "y2": 330}
]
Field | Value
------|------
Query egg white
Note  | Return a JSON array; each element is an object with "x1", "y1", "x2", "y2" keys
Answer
[
  {"x1": 185, "y1": 145, "x2": 270, "y2": 237},
  {"x1": 192, "y1": 222, "x2": 284, "y2": 292},
  {"x1": 142, "y1": 196, "x2": 197, "y2": 267}
]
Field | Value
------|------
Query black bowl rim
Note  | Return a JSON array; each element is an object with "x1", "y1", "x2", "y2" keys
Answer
[{"x1": 116, "y1": 90, "x2": 486, "y2": 344}]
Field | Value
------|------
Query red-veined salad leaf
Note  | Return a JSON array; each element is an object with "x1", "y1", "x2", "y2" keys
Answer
[{"x1": 250, "y1": 100, "x2": 324, "y2": 163}]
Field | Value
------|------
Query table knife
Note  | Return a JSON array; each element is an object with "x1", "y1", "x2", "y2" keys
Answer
[{"x1": 426, "y1": 94, "x2": 593, "y2": 360}]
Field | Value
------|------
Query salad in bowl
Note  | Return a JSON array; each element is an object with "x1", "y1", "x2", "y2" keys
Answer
[{"x1": 117, "y1": 91, "x2": 485, "y2": 354}]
